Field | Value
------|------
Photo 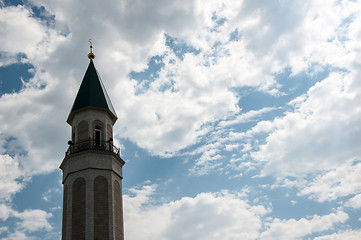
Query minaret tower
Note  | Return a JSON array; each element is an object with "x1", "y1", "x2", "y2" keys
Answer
[{"x1": 60, "y1": 41, "x2": 125, "y2": 240}]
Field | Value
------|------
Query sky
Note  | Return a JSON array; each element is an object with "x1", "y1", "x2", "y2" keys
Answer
[{"x1": 0, "y1": 0, "x2": 361, "y2": 239}]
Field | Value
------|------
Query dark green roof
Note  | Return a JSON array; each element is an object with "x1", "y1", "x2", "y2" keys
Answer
[{"x1": 67, "y1": 60, "x2": 117, "y2": 123}]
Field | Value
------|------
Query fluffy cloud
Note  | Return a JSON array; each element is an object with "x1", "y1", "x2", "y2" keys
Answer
[
  {"x1": 0, "y1": 4, "x2": 69, "y2": 176},
  {"x1": 0, "y1": 0, "x2": 358, "y2": 169},
  {"x1": 0, "y1": 5, "x2": 46, "y2": 66},
  {"x1": 314, "y1": 230, "x2": 361, "y2": 240},
  {"x1": 247, "y1": 0, "x2": 361, "y2": 179},
  {"x1": 219, "y1": 107, "x2": 278, "y2": 128},
  {"x1": 0, "y1": 78, "x2": 71, "y2": 174},
  {"x1": 0, "y1": 155, "x2": 23, "y2": 202},
  {"x1": 24, "y1": 0, "x2": 289, "y2": 158},
  {"x1": 124, "y1": 184, "x2": 354, "y2": 240},
  {"x1": 0, "y1": 206, "x2": 53, "y2": 239},
  {"x1": 298, "y1": 160, "x2": 361, "y2": 202},
  {"x1": 113, "y1": 0, "x2": 361, "y2": 161},
  {"x1": 191, "y1": 0, "x2": 361, "y2": 179},
  {"x1": 260, "y1": 210, "x2": 349, "y2": 240},
  {"x1": 41, "y1": 187, "x2": 61, "y2": 203},
  {"x1": 0, "y1": 204, "x2": 12, "y2": 221},
  {"x1": 254, "y1": 72, "x2": 361, "y2": 178},
  {"x1": 1, "y1": 231, "x2": 36, "y2": 240},
  {"x1": 12, "y1": 209, "x2": 53, "y2": 233},
  {"x1": 124, "y1": 185, "x2": 268, "y2": 240},
  {"x1": 344, "y1": 193, "x2": 361, "y2": 209}
]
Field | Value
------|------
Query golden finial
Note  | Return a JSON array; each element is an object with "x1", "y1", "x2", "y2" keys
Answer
[{"x1": 88, "y1": 39, "x2": 95, "y2": 59}]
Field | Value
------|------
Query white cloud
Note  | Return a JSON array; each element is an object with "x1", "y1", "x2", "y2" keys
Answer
[
  {"x1": 0, "y1": 155, "x2": 53, "y2": 239},
  {"x1": 0, "y1": 6, "x2": 46, "y2": 65},
  {"x1": 41, "y1": 187, "x2": 61, "y2": 202},
  {"x1": 298, "y1": 160, "x2": 361, "y2": 202},
  {"x1": 2, "y1": 231, "x2": 36, "y2": 240},
  {"x1": 24, "y1": 0, "x2": 299, "y2": 158},
  {"x1": 124, "y1": 185, "x2": 268, "y2": 240},
  {"x1": 13, "y1": 209, "x2": 53, "y2": 233},
  {"x1": 0, "y1": 206, "x2": 53, "y2": 239},
  {"x1": 254, "y1": 72, "x2": 361, "y2": 178},
  {"x1": 314, "y1": 229, "x2": 361, "y2": 240},
  {"x1": 344, "y1": 193, "x2": 361, "y2": 209},
  {"x1": 124, "y1": 184, "x2": 353, "y2": 240},
  {"x1": 0, "y1": 80, "x2": 71, "y2": 174},
  {"x1": 1, "y1": 0, "x2": 360, "y2": 185},
  {"x1": 219, "y1": 107, "x2": 278, "y2": 128},
  {"x1": 0, "y1": 204, "x2": 12, "y2": 221},
  {"x1": 0, "y1": 5, "x2": 64, "y2": 66},
  {"x1": 190, "y1": 149, "x2": 223, "y2": 176},
  {"x1": 0, "y1": 0, "x2": 357, "y2": 167},
  {"x1": 260, "y1": 210, "x2": 349, "y2": 240},
  {"x1": 0, "y1": 3, "x2": 69, "y2": 177},
  {"x1": 116, "y1": 49, "x2": 242, "y2": 156},
  {"x1": 0, "y1": 155, "x2": 23, "y2": 202}
]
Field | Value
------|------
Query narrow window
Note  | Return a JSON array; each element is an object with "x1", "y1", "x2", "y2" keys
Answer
[{"x1": 95, "y1": 127, "x2": 101, "y2": 146}]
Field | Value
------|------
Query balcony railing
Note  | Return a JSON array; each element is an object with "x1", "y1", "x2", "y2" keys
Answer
[{"x1": 66, "y1": 138, "x2": 120, "y2": 157}]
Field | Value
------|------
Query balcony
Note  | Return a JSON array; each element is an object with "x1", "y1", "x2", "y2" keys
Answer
[{"x1": 65, "y1": 138, "x2": 120, "y2": 157}]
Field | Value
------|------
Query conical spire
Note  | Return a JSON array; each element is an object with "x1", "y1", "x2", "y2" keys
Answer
[{"x1": 67, "y1": 43, "x2": 117, "y2": 123}]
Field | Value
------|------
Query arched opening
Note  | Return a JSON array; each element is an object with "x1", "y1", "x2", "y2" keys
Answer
[
  {"x1": 77, "y1": 121, "x2": 88, "y2": 142},
  {"x1": 93, "y1": 120, "x2": 104, "y2": 147},
  {"x1": 95, "y1": 126, "x2": 101, "y2": 146}
]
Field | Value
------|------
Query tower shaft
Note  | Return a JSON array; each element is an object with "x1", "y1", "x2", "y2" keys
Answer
[{"x1": 61, "y1": 149, "x2": 124, "y2": 240}]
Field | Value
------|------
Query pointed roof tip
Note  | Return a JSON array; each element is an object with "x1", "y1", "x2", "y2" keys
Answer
[{"x1": 67, "y1": 58, "x2": 117, "y2": 124}]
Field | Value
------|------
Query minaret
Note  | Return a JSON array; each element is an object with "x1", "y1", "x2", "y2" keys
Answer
[{"x1": 60, "y1": 41, "x2": 125, "y2": 240}]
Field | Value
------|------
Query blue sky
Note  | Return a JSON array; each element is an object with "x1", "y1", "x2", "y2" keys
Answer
[{"x1": 1, "y1": 0, "x2": 361, "y2": 239}]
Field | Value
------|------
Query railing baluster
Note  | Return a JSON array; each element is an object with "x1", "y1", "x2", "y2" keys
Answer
[{"x1": 65, "y1": 138, "x2": 120, "y2": 156}]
